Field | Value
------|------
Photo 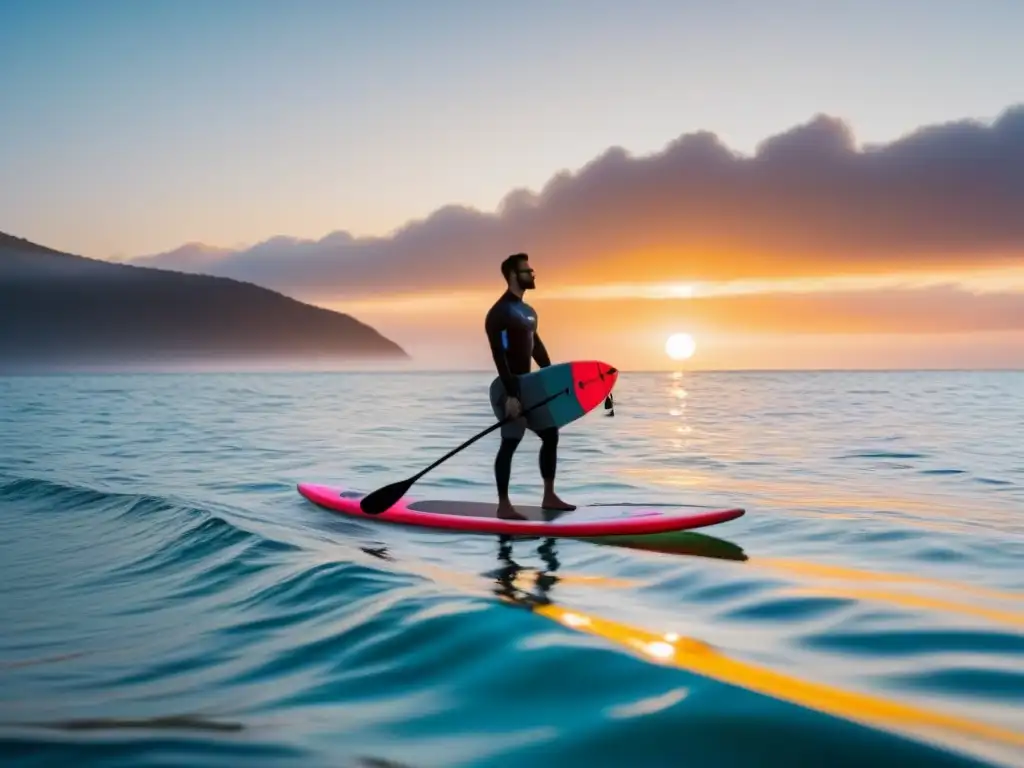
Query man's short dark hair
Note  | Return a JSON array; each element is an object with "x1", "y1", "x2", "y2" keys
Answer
[{"x1": 501, "y1": 252, "x2": 529, "y2": 280}]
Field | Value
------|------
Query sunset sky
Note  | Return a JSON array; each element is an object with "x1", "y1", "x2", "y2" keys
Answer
[{"x1": 2, "y1": 0, "x2": 1024, "y2": 370}]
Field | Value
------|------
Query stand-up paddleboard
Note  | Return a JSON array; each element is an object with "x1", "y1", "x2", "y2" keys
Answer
[
  {"x1": 298, "y1": 359, "x2": 745, "y2": 534},
  {"x1": 297, "y1": 484, "x2": 745, "y2": 537}
]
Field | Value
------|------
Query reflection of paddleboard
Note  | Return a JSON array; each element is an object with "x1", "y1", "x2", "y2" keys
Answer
[
  {"x1": 296, "y1": 484, "x2": 745, "y2": 537},
  {"x1": 587, "y1": 530, "x2": 749, "y2": 561}
]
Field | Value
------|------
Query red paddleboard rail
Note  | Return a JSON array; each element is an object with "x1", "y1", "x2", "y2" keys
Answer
[{"x1": 297, "y1": 483, "x2": 744, "y2": 537}]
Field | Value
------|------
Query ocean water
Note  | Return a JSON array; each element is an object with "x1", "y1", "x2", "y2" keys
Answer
[{"x1": 1, "y1": 370, "x2": 1022, "y2": 768}]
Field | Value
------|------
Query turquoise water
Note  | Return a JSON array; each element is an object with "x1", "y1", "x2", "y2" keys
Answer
[{"x1": 1, "y1": 370, "x2": 1022, "y2": 768}]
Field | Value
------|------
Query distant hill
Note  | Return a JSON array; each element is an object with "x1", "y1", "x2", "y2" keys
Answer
[{"x1": 0, "y1": 232, "x2": 408, "y2": 370}]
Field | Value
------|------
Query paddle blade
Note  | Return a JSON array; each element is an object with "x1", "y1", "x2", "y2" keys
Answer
[{"x1": 359, "y1": 479, "x2": 411, "y2": 515}]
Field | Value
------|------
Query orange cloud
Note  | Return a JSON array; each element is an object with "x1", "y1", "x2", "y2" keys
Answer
[
  {"x1": 322, "y1": 285, "x2": 1024, "y2": 370},
  {"x1": 334, "y1": 285, "x2": 1024, "y2": 336},
  {"x1": 133, "y1": 105, "x2": 1024, "y2": 301},
  {"x1": 538, "y1": 286, "x2": 1024, "y2": 336}
]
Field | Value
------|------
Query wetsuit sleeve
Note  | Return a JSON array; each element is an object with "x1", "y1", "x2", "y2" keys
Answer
[
  {"x1": 532, "y1": 332, "x2": 552, "y2": 368},
  {"x1": 485, "y1": 304, "x2": 520, "y2": 398}
]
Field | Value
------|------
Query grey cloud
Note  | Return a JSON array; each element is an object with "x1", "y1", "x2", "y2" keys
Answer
[{"x1": 134, "y1": 104, "x2": 1024, "y2": 300}]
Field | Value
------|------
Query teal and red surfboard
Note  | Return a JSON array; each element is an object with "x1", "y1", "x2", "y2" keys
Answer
[
  {"x1": 297, "y1": 360, "x2": 746, "y2": 536},
  {"x1": 513, "y1": 359, "x2": 617, "y2": 431}
]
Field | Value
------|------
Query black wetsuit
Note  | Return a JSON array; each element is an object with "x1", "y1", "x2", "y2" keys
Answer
[
  {"x1": 484, "y1": 290, "x2": 558, "y2": 498},
  {"x1": 485, "y1": 290, "x2": 551, "y2": 394}
]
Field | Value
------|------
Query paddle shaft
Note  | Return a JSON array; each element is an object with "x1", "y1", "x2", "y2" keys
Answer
[
  {"x1": 408, "y1": 386, "x2": 570, "y2": 482},
  {"x1": 359, "y1": 365, "x2": 617, "y2": 514},
  {"x1": 409, "y1": 366, "x2": 617, "y2": 482}
]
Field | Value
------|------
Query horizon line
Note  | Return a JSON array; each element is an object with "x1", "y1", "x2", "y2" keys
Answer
[{"x1": 2, "y1": 366, "x2": 1021, "y2": 377}]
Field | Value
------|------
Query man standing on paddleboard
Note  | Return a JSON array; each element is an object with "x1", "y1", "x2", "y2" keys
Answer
[{"x1": 484, "y1": 253, "x2": 575, "y2": 520}]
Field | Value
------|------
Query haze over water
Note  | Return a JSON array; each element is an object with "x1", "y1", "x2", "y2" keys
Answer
[{"x1": 1, "y1": 369, "x2": 1021, "y2": 767}]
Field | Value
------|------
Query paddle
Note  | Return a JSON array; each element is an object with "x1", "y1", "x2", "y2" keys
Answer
[{"x1": 359, "y1": 387, "x2": 573, "y2": 515}]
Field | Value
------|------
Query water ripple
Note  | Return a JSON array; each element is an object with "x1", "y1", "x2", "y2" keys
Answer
[{"x1": 1, "y1": 370, "x2": 1022, "y2": 767}]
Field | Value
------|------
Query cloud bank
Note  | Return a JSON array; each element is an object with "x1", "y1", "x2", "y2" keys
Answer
[{"x1": 134, "y1": 105, "x2": 1024, "y2": 301}]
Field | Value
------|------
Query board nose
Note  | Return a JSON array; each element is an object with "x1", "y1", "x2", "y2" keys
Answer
[
  {"x1": 595, "y1": 361, "x2": 618, "y2": 390},
  {"x1": 571, "y1": 360, "x2": 619, "y2": 413},
  {"x1": 601, "y1": 363, "x2": 618, "y2": 385}
]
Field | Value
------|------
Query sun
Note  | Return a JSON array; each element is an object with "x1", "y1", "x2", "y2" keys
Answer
[{"x1": 665, "y1": 332, "x2": 696, "y2": 361}]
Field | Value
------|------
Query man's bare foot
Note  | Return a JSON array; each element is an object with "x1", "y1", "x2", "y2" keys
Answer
[
  {"x1": 541, "y1": 494, "x2": 576, "y2": 511},
  {"x1": 497, "y1": 499, "x2": 527, "y2": 520}
]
